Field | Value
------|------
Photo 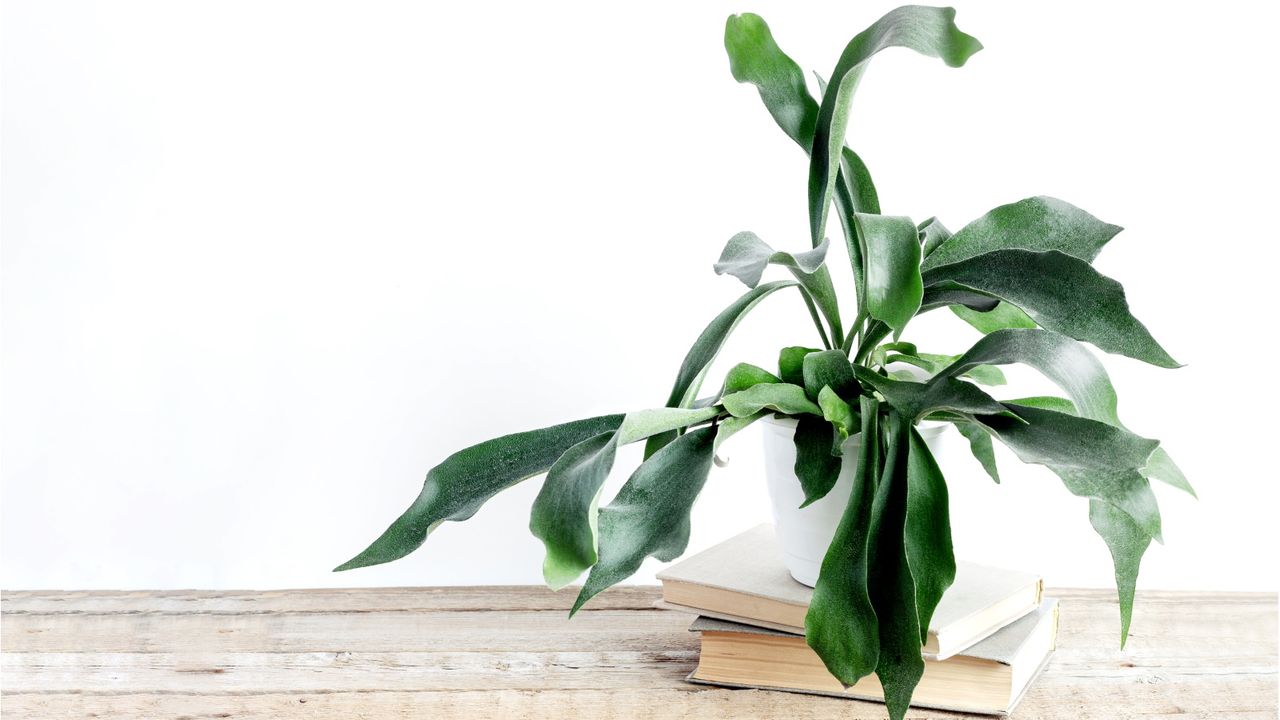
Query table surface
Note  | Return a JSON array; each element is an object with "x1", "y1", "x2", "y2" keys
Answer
[{"x1": 2, "y1": 586, "x2": 1276, "y2": 719}]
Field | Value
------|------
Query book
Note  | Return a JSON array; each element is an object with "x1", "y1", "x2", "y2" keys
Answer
[
  {"x1": 688, "y1": 599, "x2": 1059, "y2": 716},
  {"x1": 657, "y1": 524, "x2": 1042, "y2": 659}
]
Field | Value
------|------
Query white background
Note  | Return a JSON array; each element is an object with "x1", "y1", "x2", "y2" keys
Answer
[{"x1": 3, "y1": 1, "x2": 1277, "y2": 593}]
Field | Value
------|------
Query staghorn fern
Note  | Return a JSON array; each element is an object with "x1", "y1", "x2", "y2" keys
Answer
[{"x1": 337, "y1": 7, "x2": 1191, "y2": 717}]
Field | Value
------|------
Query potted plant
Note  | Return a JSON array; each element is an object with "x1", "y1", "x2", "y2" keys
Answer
[{"x1": 337, "y1": 6, "x2": 1192, "y2": 718}]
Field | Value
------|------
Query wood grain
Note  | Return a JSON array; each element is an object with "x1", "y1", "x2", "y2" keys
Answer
[{"x1": 2, "y1": 586, "x2": 1275, "y2": 719}]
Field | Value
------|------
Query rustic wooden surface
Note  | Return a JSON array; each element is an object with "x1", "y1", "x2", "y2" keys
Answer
[{"x1": 2, "y1": 586, "x2": 1275, "y2": 719}]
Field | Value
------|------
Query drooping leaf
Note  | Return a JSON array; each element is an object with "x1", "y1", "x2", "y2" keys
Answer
[
  {"x1": 922, "y1": 196, "x2": 1122, "y2": 271},
  {"x1": 865, "y1": 410, "x2": 926, "y2": 718},
  {"x1": 951, "y1": 301, "x2": 1037, "y2": 334},
  {"x1": 806, "y1": 396, "x2": 882, "y2": 686},
  {"x1": 978, "y1": 404, "x2": 1163, "y2": 541},
  {"x1": 818, "y1": 385, "x2": 856, "y2": 451},
  {"x1": 922, "y1": 250, "x2": 1180, "y2": 368},
  {"x1": 856, "y1": 213, "x2": 924, "y2": 332},
  {"x1": 808, "y1": 6, "x2": 981, "y2": 247},
  {"x1": 854, "y1": 365, "x2": 1006, "y2": 421},
  {"x1": 646, "y1": 280, "x2": 801, "y2": 458},
  {"x1": 779, "y1": 346, "x2": 820, "y2": 386},
  {"x1": 616, "y1": 407, "x2": 721, "y2": 446},
  {"x1": 919, "y1": 283, "x2": 1000, "y2": 314},
  {"x1": 918, "y1": 216, "x2": 952, "y2": 257},
  {"x1": 713, "y1": 411, "x2": 766, "y2": 456},
  {"x1": 1089, "y1": 498, "x2": 1150, "y2": 647},
  {"x1": 722, "y1": 383, "x2": 822, "y2": 418},
  {"x1": 941, "y1": 329, "x2": 1194, "y2": 496},
  {"x1": 714, "y1": 232, "x2": 830, "y2": 287},
  {"x1": 795, "y1": 415, "x2": 843, "y2": 507},
  {"x1": 912, "y1": 352, "x2": 1007, "y2": 386},
  {"x1": 1005, "y1": 395, "x2": 1078, "y2": 415},
  {"x1": 723, "y1": 362, "x2": 781, "y2": 395},
  {"x1": 572, "y1": 427, "x2": 717, "y2": 614},
  {"x1": 336, "y1": 413, "x2": 625, "y2": 571},
  {"x1": 904, "y1": 426, "x2": 956, "y2": 641},
  {"x1": 802, "y1": 349, "x2": 859, "y2": 401},
  {"x1": 953, "y1": 419, "x2": 1000, "y2": 482},
  {"x1": 530, "y1": 431, "x2": 619, "y2": 589}
]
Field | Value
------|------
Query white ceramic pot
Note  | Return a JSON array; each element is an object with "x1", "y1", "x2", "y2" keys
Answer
[{"x1": 761, "y1": 415, "x2": 949, "y2": 587}]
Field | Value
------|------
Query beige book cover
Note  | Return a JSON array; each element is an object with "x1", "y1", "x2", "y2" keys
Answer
[{"x1": 657, "y1": 524, "x2": 1042, "y2": 659}]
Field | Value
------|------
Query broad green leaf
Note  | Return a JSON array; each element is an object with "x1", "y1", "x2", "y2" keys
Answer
[
  {"x1": 951, "y1": 302, "x2": 1037, "y2": 334},
  {"x1": 918, "y1": 216, "x2": 952, "y2": 257},
  {"x1": 913, "y1": 352, "x2": 1007, "y2": 386},
  {"x1": 871, "y1": 341, "x2": 918, "y2": 367},
  {"x1": 723, "y1": 13, "x2": 877, "y2": 313},
  {"x1": 616, "y1": 407, "x2": 720, "y2": 446},
  {"x1": 713, "y1": 411, "x2": 766, "y2": 456},
  {"x1": 954, "y1": 420, "x2": 999, "y2": 482},
  {"x1": 722, "y1": 383, "x2": 822, "y2": 418},
  {"x1": 802, "y1": 349, "x2": 859, "y2": 401},
  {"x1": 808, "y1": 6, "x2": 981, "y2": 247},
  {"x1": 856, "y1": 213, "x2": 924, "y2": 332},
  {"x1": 818, "y1": 386, "x2": 856, "y2": 450},
  {"x1": 919, "y1": 283, "x2": 999, "y2": 314},
  {"x1": 922, "y1": 196, "x2": 1122, "y2": 271},
  {"x1": 335, "y1": 413, "x2": 625, "y2": 571},
  {"x1": 865, "y1": 410, "x2": 926, "y2": 718},
  {"x1": 795, "y1": 415, "x2": 843, "y2": 507},
  {"x1": 905, "y1": 426, "x2": 956, "y2": 641},
  {"x1": 806, "y1": 396, "x2": 882, "y2": 686},
  {"x1": 530, "y1": 431, "x2": 619, "y2": 589},
  {"x1": 941, "y1": 329, "x2": 1194, "y2": 496},
  {"x1": 1006, "y1": 395, "x2": 1078, "y2": 415},
  {"x1": 723, "y1": 362, "x2": 781, "y2": 395},
  {"x1": 854, "y1": 365, "x2": 1006, "y2": 421},
  {"x1": 979, "y1": 404, "x2": 1163, "y2": 541},
  {"x1": 1089, "y1": 498, "x2": 1150, "y2": 647},
  {"x1": 646, "y1": 280, "x2": 801, "y2": 458},
  {"x1": 572, "y1": 427, "x2": 717, "y2": 614},
  {"x1": 714, "y1": 232, "x2": 830, "y2": 287},
  {"x1": 922, "y1": 250, "x2": 1179, "y2": 368},
  {"x1": 779, "y1": 346, "x2": 820, "y2": 386}
]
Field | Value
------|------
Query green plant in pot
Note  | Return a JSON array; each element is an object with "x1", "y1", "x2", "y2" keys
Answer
[{"x1": 337, "y1": 6, "x2": 1192, "y2": 717}]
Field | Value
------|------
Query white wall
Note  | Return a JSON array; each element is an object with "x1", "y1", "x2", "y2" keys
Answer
[{"x1": 3, "y1": 0, "x2": 1276, "y2": 593}]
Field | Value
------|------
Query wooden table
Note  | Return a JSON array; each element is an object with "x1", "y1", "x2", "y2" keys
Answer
[{"x1": 2, "y1": 587, "x2": 1275, "y2": 719}]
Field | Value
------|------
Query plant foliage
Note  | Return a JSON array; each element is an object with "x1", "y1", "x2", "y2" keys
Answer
[{"x1": 338, "y1": 8, "x2": 1189, "y2": 717}]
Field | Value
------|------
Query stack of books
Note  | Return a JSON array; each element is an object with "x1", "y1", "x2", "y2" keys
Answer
[{"x1": 658, "y1": 525, "x2": 1057, "y2": 716}]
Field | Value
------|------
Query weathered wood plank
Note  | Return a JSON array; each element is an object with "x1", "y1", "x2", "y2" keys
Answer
[{"x1": 1, "y1": 587, "x2": 1275, "y2": 720}]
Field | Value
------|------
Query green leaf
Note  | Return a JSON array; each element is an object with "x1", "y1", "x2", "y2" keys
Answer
[
  {"x1": 865, "y1": 410, "x2": 926, "y2": 718},
  {"x1": 914, "y1": 353, "x2": 1006, "y2": 386},
  {"x1": 779, "y1": 346, "x2": 820, "y2": 386},
  {"x1": 646, "y1": 280, "x2": 802, "y2": 459},
  {"x1": 529, "y1": 431, "x2": 619, "y2": 590},
  {"x1": 905, "y1": 426, "x2": 956, "y2": 642},
  {"x1": 808, "y1": 6, "x2": 981, "y2": 247},
  {"x1": 854, "y1": 365, "x2": 1006, "y2": 421},
  {"x1": 922, "y1": 196, "x2": 1122, "y2": 271},
  {"x1": 1006, "y1": 395, "x2": 1078, "y2": 415},
  {"x1": 923, "y1": 250, "x2": 1179, "y2": 368},
  {"x1": 1089, "y1": 498, "x2": 1150, "y2": 647},
  {"x1": 856, "y1": 213, "x2": 924, "y2": 332},
  {"x1": 616, "y1": 407, "x2": 720, "y2": 446},
  {"x1": 940, "y1": 328, "x2": 1194, "y2": 496},
  {"x1": 818, "y1": 386, "x2": 856, "y2": 450},
  {"x1": 951, "y1": 302, "x2": 1037, "y2": 334},
  {"x1": 979, "y1": 404, "x2": 1163, "y2": 541},
  {"x1": 801, "y1": 349, "x2": 858, "y2": 401},
  {"x1": 795, "y1": 415, "x2": 843, "y2": 507},
  {"x1": 806, "y1": 396, "x2": 882, "y2": 687},
  {"x1": 713, "y1": 411, "x2": 766, "y2": 457},
  {"x1": 722, "y1": 383, "x2": 822, "y2": 418},
  {"x1": 723, "y1": 362, "x2": 781, "y2": 395},
  {"x1": 954, "y1": 420, "x2": 1000, "y2": 482},
  {"x1": 714, "y1": 232, "x2": 829, "y2": 287},
  {"x1": 335, "y1": 413, "x2": 625, "y2": 572},
  {"x1": 572, "y1": 427, "x2": 717, "y2": 614},
  {"x1": 918, "y1": 216, "x2": 953, "y2": 257}
]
